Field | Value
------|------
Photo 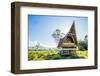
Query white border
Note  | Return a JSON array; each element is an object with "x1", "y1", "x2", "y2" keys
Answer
[{"x1": 20, "y1": 7, "x2": 95, "y2": 70}]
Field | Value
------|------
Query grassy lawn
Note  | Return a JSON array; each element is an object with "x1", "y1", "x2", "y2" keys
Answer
[
  {"x1": 28, "y1": 50, "x2": 88, "y2": 61},
  {"x1": 76, "y1": 50, "x2": 88, "y2": 59}
]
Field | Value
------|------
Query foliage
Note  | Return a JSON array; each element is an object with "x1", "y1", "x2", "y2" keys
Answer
[
  {"x1": 78, "y1": 35, "x2": 88, "y2": 51},
  {"x1": 28, "y1": 50, "x2": 88, "y2": 61},
  {"x1": 52, "y1": 29, "x2": 65, "y2": 43},
  {"x1": 78, "y1": 40, "x2": 87, "y2": 50}
]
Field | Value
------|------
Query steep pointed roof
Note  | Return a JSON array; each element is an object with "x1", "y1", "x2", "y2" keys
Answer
[
  {"x1": 57, "y1": 21, "x2": 77, "y2": 48},
  {"x1": 68, "y1": 21, "x2": 77, "y2": 44},
  {"x1": 69, "y1": 21, "x2": 76, "y2": 34}
]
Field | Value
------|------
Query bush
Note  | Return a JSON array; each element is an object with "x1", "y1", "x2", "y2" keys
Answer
[
  {"x1": 51, "y1": 54, "x2": 62, "y2": 59},
  {"x1": 28, "y1": 50, "x2": 87, "y2": 61},
  {"x1": 78, "y1": 40, "x2": 88, "y2": 51}
]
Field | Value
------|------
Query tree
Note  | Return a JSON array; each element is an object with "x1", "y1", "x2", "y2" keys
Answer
[
  {"x1": 52, "y1": 29, "x2": 65, "y2": 44},
  {"x1": 78, "y1": 40, "x2": 86, "y2": 50},
  {"x1": 84, "y1": 35, "x2": 88, "y2": 42},
  {"x1": 84, "y1": 35, "x2": 88, "y2": 50},
  {"x1": 34, "y1": 42, "x2": 40, "y2": 51},
  {"x1": 78, "y1": 35, "x2": 88, "y2": 51}
]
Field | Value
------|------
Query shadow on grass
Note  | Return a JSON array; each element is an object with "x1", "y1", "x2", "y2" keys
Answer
[{"x1": 45, "y1": 54, "x2": 85, "y2": 60}]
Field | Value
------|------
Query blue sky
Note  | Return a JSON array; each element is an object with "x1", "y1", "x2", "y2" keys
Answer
[{"x1": 28, "y1": 15, "x2": 88, "y2": 47}]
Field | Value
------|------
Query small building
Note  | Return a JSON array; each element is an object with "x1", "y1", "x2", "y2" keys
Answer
[{"x1": 57, "y1": 21, "x2": 77, "y2": 55}]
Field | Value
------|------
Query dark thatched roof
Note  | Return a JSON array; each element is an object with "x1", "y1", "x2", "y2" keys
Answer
[{"x1": 57, "y1": 21, "x2": 77, "y2": 48}]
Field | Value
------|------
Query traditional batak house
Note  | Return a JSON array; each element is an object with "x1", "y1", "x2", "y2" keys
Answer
[{"x1": 58, "y1": 21, "x2": 77, "y2": 55}]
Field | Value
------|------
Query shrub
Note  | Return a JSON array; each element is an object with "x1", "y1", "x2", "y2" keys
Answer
[
  {"x1": 78, "y1": 40, "x2": 88, "y2": 51},
  {"x1": 51, "y1": 54, "x2": 62, "y2": 59}
]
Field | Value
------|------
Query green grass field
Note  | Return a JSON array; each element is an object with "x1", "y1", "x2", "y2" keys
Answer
[
  {"x1": 76, "y1": 50, "x2": 88, "y2": 58},
  {"x1": 28, "y1": 50, "x2": 88, "y2": 61}
]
